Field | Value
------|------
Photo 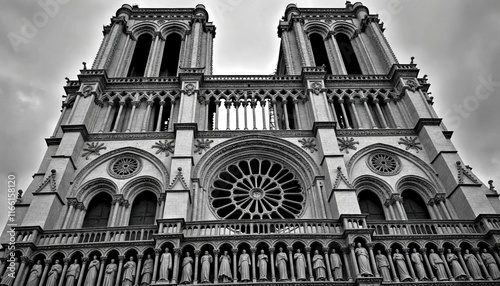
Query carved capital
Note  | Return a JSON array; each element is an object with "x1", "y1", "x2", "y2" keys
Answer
[
  {"x1": 118, "y1": 101, "x2": 126, "y2": 106},
  {"x1": 213, "y1": 250, "x2": 220, "y2": 255},
  {"x1": 366, "y1": 243, "x2": 375, "y2": 250},
  {"x1": 341, "y1": 247, "x2": 350, "y2": 255},
  {"x1": 419, "y1": 248, "x2": 427, "y2": 254},
  {"x1": 322, "y1": 247, "x2": 330, "y2": 253},
  {"x1": 260, "y1": 100, "x2": 267, "y2": 107},
  {"x1": 348, "y1": 243, "x2": 356, "y2": 250},
  {"x1": 63, "y1": 258, "x2": 71, "y2": 264},
  {"x1": 118, "y1": 256, "x2": 125, "y2": 262},
  {"x1": 147, "y1": 100, "x2": 154, "y2": 107},
  {"x1": 231, "y1": 248, "x2": 238, "y2": 255},
  {"x1": 373, "y1": 98, "x2": 379, "y2": 104},
  {"x1": 20, "y1": 256, "x2": 29, "y2": 264},
  {"x1": 250, "y1": 248, "x2": 257, "y2": 254},
  {"x1": 269, "y1": 247, "x2": 275, "y2": 253},
  {"x1": 137, "y1": 254, "x2": 144, "y2": 260},
  {"x1": 385, "y1": 248, "x2": 392, "y2": 255},
  {"x1": 174, "y1": 248, "x2": 181, "y2": 255},
  {"x1": 305, "y1": 247, "x2": 311, "y2": 253},
  {"x1": 454, "y1": 247, "x2": 461, "y2": 253},
  {"x1": 154, "y1": 248, "x2": 161, "y2": 255},
  {"x1": 100, "y1": 256, "x2": 107, "y2": 262},
  {"x1": 338, "y1": 98, "x2": 345, "y2": 104},
  {"x1": 224, "y1": 101, "x2": 232, "y2": 108},
  {"x1": 44, "y1": 259, "x2": 52, "y2": 265},
  {"x1": 437, "y1": 248, "x2": 445, "y2": 254},
  {"x1": 402, "y1": 248, "x2": 410, "y2": 254},
  {"x1": 82, "y1": 257, "x2": 89, "y2": 263},
  {"x1": 233, "y1": 101, "x2": 241, "y2": 108},
  {"x1": 287, "y1": 247, "x2": 294, "y2": 253}
]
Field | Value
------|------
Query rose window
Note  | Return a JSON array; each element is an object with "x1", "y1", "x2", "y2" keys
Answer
[
  {"x1": 210, "y1": 158, "x2": 305, "y2": 219},
  {"x1": 367, "y1": 151, "x2": 401, "y2": 176},
  {"x1": 108, "y1": 154, "x2": 142, "y2": 179}
]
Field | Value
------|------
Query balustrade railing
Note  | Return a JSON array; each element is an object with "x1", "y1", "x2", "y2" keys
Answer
[
  {"x1": 370, "y1": 220, "x2": 484, "y2": 236},
  {"x1": 36, "y1": 226, "x2": 156, "y2": 246}
]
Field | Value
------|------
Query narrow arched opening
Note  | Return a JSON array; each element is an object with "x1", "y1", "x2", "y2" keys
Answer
[
  {"x1": 401, "y1": 190, "x2": 430, "y2": 220},
  {"x1": 82, "y1": 193, "x2": 112, "y2": 228},
  {"x1": 310, "y1": 33, "x2": 332, "y2": 74},
  {"x1": 159, "y1": 33, "x2": 182, "y2": 77},
  {"x1": 129, "y1": 191, "x2": 157, "y2": 225},
  {"x1": 358, "y1": 190, "x2": 385, "y2": 220},
  {"x1": 128, "y1": 33, "x2": 153, "y2": 77},
  {"x1": 335, "y1": 33, "x2": 362, "y2": 74}
]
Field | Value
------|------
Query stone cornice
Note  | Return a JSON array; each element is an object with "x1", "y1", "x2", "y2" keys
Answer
[
  {"x1": 60, "y1": 124, "x2": 89, "y2": 139},
  {"x1": 45, "y1": 138, "x2": 62, "y2": 146},
  {"x1": 413, "y1": 118, "x2": 442, "y2": 134},
  {"x1": 88, "y1": 131, "x2": 175, "y2": 141}
]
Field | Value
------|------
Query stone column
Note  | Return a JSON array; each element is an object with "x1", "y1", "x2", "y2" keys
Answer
[
  {"x1": 39, "y1": 260, "x2": 51, "y2": 286},
  {"x1": 472, "y1": 248, "x2": 491, "y2": 280},
  {"x1": 386, "y1": 249, "x2": 398, "y2": 282},
  {"x1": 349, "y1": 244, "x2": 360, "y2": 277},
  {"x1": 437, "y1": 198, "x2": 452, "y2": 220},
  {"x1": 420, "y1": 248, "x2": 436, "y2": 281},
  {"x1": 384, "y1": 98, "x2": 398, "y2": 128},
  {"x1": 96, "y1": 256, "x2": 107, "y2": 286},
  {"x1": 373, "y1": 99, "x2": 388, "y2": 128},
  {"x1": 213, "y1": 250, "x2": 219, "y2": 283},
  {"x1": 269, "y1": 248, "x2": 276, "y2": 282},
  {"x1": 341, "y1": 248, "x2": 352, "y2": 282},
  {"x1": 242, "y1": 100, "x2": 249, "y2": 130},
  {"x1": 134, "y1": 255, "x2": 143, "y2": 286},
  {"x1": 250, "y1": 248, "x2": 257, "y2": 283},
  {"x1": 234, "y1": 101, "x2": 240, "y2": 130},
  {"x1": 13, "y1": 256, "x2": 28, "y2": 286},
  {"x1": 114, "y1": 256, "x2": 124, "y2": 286},
  {"x1": 193, "y1": 251, "x2": 200, "y2": 284},
  {"x1": 438, "y1": 249, "x2": 454, "y2": 281},
  {"x1": 403, "y1": 248, "x2": 417, "y2": 280},
  {"x1": 323, "y1": 247, "x2": 334, "y2": 282},
  {"x1": 171, "y1": 249, "x2": 180, "y2": 284},
  {"x1": 360, "y1": 97, "x2": 376, "y2": 129},
  {"x1": 109, "y1": 198, "x2": 121, "y2": 227},
  {"x1": 62, "y1": 200, "x2": 77, "y2": 229},
  {"x1": 293, "y1": 99, "x2": 302, "y2": 130},
  {"x1": 282, "y1": 100, "x2": 290, "y2": 130},
  {"x1": 250, "y1": 99, "x2": 258, "y2": 130},
  {"x1": 367, "y1": 244, "x2": 380, "y2": 277},
  {"x1": 151, "y1": 249, "x2": 161, "y2": 284},
  {"x1": 287, "y1": 247, "x2": 295, "y2": 281},
  {"x1": 111, "y1": 101, "x2": 125, "y2": 132},
  {"x1": 349, "y1": 99, "x2": 361, "y2": 128},
  {"x1": 77, "y1": 258, "x2": 89, "y2": 286},
  {"x1": 454, "y1": 248, "x2": 471, "y2": 281},
  {"x1": 168, "y1": 100, "x2": 176, "y2": 131},
  {"x1": 126, "y1": 101, "x2": 139, "y2": 132},
  {"x1": 260, "y1": 100, "x2": 267, "y2": 130},
  {"x1": 141, "y1": 101, "x2": 153, "y2": 132},
  {"x1": 429, "y1": 199, "x2": 443, "y2": 220},
  {"x1": 231, "y1": 249, "x2": 238, "y2": 283},
  {"x1": 225, "y1": 101, "x2": 231, "y2": 130},
  {"x1": 57, "y1": 258, "x2": 70, "y2": 286},
  {"x1": 338, "y1": 99, "x2": 351, "y2": 129},
  {"x1": 305, "y1": 247, "x2": 314, "y2": 281},
  {"x1": 214, "y1": 100, "x2": 220, "y2": 130}
]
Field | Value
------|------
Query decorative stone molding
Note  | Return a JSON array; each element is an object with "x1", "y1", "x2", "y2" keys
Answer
[
  {"x1": 167, "y1": 167, "x2": 188, "y2": 190},
  {"x1": 337, "y1": 129, "x2": 415, "y2": 137},
  {"x1": 194, "y1": 139, "x2": 213, "y2": 155},
  {"x1": 34, "y1": 169, "x2": 57, "y2": 193},
  {"x1": 333, "y1": 166, "x2": 354, "y2": 189},
  {"x1": 398, "y1": 137, "x2": 422, "y2": 153},
  {"x1": 107, "y1": 154, "x2": 142, "y2": 179},
  {"x1": 309, "y1": 81, "x2": 325, "y2": 95},
  {"x1": 298, "y1": 138, "x2": 317, "y2": 153},
  {"x1": 456, "y1": 161, "x2": 479, "y2": 184},
  {"x1": 182, "y1": 82, "x2": 197, "y2": 96},
  {"x1": 151, "y1": 140, "x2": 175, "y2": 157},
  {"x1": 337, "y1": 137, "x2": 359, "y2": 154},
  {"x1": 81, "y1": 142, "x2": 107, "y2": 160}
]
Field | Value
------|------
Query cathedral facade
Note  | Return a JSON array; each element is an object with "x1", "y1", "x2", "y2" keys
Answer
[{"x1": 2, "y1": 2, "x2": 500, "y2": 286}]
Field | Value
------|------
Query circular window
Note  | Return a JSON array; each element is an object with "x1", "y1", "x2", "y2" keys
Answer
[
  {"x1": 210, "y1": 158, "x2": 305, "y2": 220},
  {"x1": 108, "y1": 154, "x2": 142, "y2": 179},
  {"x1": 366, "y1": 151, "x2": 402, "y2": 176}
]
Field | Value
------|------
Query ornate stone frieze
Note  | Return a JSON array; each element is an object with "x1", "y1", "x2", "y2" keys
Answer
[
  {"x1": 397, "y1": 136, "x2": 422, "y2": 153},
  {"x1": 81, "y1": 142, "x2": 107, "y2": 160},
  {"x1": 194, "y1": 139, "x2": 213, "y2": 154},
  {"x1": 337, "y1": 137, "x2": 359, "y2": 154},
  {"x1": 88, "y1": 132, "x2": 175, "y2": 141},
  {"x1": 336, "y1": 129, "x2": 415, "y2": 137},
  {"x1": 151, "y1": 140, "x2": 175, "y2": 157},
  {"x1": 298, "y1": 138, "x2": 317, "y2": 153}
]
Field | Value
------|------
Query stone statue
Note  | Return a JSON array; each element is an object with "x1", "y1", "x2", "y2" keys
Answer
[
  {"x1": 293, "y1": 249, "x2": 307, "y2": 281},
  {"x1": 354, "y1": 243, "x2": 372, "y2": 277},
  {"x1": 257, "y1": 250, "x2": 268, "y2": 281},
  {"x1": 410, "y1": 248, "x2": 428, "y2": 281},
  {"x1": 446, "y1": 249, "x2": 467, "y2": 280},
  {"x1": 218, "y1": 251, "x2": 232, "y2": 283},
  {"x1": 180, "y1": 252, "x2": 193, "y2": 284},
  {"x1": 393, "y1": 249, "x2": 412, "y2": 282},
  {"x1": 428, "y1": 249, "x2": 448, "y2": 281},
  {"x1": 200, "y1": 251, "x2": 213, "y2": 283},
  {"x1": 122, "y1": 257, "x2": 136, "y2": 286},
  {"x1": 312, "y1": 250, "x2": 326, "y2": 281},
  {"x1": 275, "y1": 247, "x2": 288, "y2": 281},
  {"x1": 46, "y1": 260, "x2": 62, "y2": 286},
  {"x1": 238, "y1": 249, "x2": 251, "y2": 282},
  {"x1": 65, "y1": 259, "x2": 80, "y2": 286},
  {"x1": 102, "y1": 259, "x2": 117, "y2": 286},
  {"x1": 26, "y1": 260, "x2": 43, "y2": 286},
  {"x1": 375, "y1": 250, "x2": 391, "y2": 282},
  {"x1": 481, "y1": 249, "x2": 500, "y2": 280},
  {"x1": 141, "y1": 254, "x2": 154, "y2": 286},
  {"x1": 159, "y1": 248, "x2": 172, "y2": 281},
  {"x1": 463, "y1": 249, "x2": 483, "y2": 280},
  {"x1": 329, "y1": 249, "x2": 343, "y2": 281},
  {"x1": 0, "y1": 257, "x2": 19, "y2": 286},
  {"x1": 83, "y1": 256, "x2": 100, "y2": 286}
]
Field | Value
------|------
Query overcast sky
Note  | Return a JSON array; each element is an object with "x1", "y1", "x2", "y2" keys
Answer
[{"x1": 1, "y1": 0, "x2": 499, "y2": 229}]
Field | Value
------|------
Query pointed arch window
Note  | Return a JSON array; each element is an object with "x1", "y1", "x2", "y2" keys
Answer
[
  {"x1": 335, "y1": 33, "x2": 362, "y2": 74},
  {"x1": 401, "y1": 190, "x2": 430, "y2": 220},
  {"x1": 82, "y1": 193, "x2": 112, "y2": 228},
  {"x1": 129, "y1": 191, "x2": 157, "y2": 225},
  {"x1": 127, "y1": 33, "x2": 153, "y2": 77},
  {"x1": 159, "y1": 33, "x2": 182, "y2": 77},
  {"x1": 358, "y1": 190, "x2": 385, "y2": 220},
  {"x1": 310, "y1": 33, "x2": 332, "y2": 74}
]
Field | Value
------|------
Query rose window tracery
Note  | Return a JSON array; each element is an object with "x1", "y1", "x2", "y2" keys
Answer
[
  {"x1": 210, "y1": 158, "x2": 305, "y2": 220},
  {"x1": 366, "y1": 151, "x2": 402, "y2": 176},
  {"x1": 108, "y1": 154, "x2": 142, "y2": 179}
]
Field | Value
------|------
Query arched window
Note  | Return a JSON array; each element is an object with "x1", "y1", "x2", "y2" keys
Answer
[
  {"x1": 335, "y1": 33, "x2": 362, "y2": 74},
  {"x1": 159, "y1": 33, "x2": 182, "y2": 76},
  {"x1": 310, "y1": 33, "x2": 332, "y2": 74},
  {"x1": 358, "y1": 190, "x2": 385, "y2": 220},
  {"x1": 127, "y1": 33, "x2": 153, "y2": 77},
  {"x1": 401, "y1": 190, "x2": 430, "y2": 220},
  {"x1": 82, "y1": 193, "x2": 112, "y2": 228},
  {"x1": 129, "y1": 191, "x2": 157, "y2": 225}
]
